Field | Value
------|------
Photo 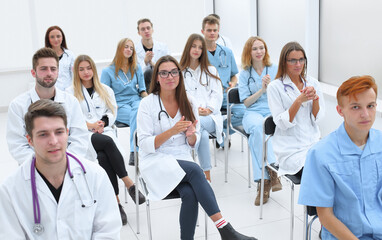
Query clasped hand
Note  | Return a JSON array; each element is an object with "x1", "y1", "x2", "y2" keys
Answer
[
  {"x1": 172, "y1": 116, "x2": 198, "y2": 137},
  {"x1": 198, "y1": 107, "x2": 212, "y2": 116},
  {"x1": 91, "y1": 120, "x2": 105, "y2": 133},
  {"x1": 261, "y1": 74, "x2": 271, "y2": 91},
  {"x1": 298, "y1": 86, "x2": 319, "y2": 103}
]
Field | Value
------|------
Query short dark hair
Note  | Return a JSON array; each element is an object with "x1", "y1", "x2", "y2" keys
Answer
[
  {"x1": 45, "y1": 25, "x2": 68, "y2": 49},
  {"x1": 208, "y1": 13, "x2": 220, "y2": 20},
  {"x1": 25, "y1": 99, "x2": 67, "y2": 137},
  {"x1": 137, "y1": 18, "x2": 153, "y2": 31},
  {"x1": 32, "y1": 48, "x2": 59, "y2": 70},
  {"x1": 202, "y1": 16, "x2": 220, "y2": 30}
]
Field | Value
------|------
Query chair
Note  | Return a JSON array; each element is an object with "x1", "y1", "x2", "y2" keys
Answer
[
  {"x1": 303, "y1": 206, "x2": 319, "y2": 240},
  {"x1": 225, "y1": 87, "x2": 251, "y2": 188},
  {"x1": 259, "y1": 115, "x2": 302, "y2": 240},
  {"x1": 133, "y1": 130, "x2": 208, "y2": 239}
]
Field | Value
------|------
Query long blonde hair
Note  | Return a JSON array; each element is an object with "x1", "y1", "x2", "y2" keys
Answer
[
  {"x1": 73, "y1": 55, "x2": 115, "y2": 115},
  {"x1": 111, "y1": 38, "x2": 137, "y2": 78}
]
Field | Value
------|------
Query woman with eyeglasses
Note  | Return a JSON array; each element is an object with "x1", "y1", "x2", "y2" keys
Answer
[
  {"x1": 67, "y1": 55, "x2": 145, "y2": 226},
  {"x1": 238, "y1": 36, "x2": 281, "y2": 206},
  {"x1": 267, "y1": 41, "x2": 325, "y2": 178},
  {"x1": 101, "y1": 38, "x2": 148, "y2": 166},
  {"x1": 179, "y1": 34, "x2": 223, "y2": 182},
  {"x1": 44, "y1": 26, "x2": 75, "y2": 91},
  {"x1": 137, "y1": 55, "x2": 257, "y2": 240}
]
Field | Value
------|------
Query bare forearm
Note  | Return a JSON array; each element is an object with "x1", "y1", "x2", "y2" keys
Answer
[
  {"x1": 154, "y1": 129, "x2": 175, "y2": 149},
  {"x1": 317, "y1": 207, "x2": 358, "y2": 240},
  {"x1": 312, "y1": 98, "x2": 319, "y2": 118},
  {"x1": 244, "y1": 88, "x2": 265, "y2": 107},
  {"x1": 288, "y1": 98, "x2": 302, "y2": 122},
  {"x1": 187, "y1": 134, "x2": 196, "y2": 147}
]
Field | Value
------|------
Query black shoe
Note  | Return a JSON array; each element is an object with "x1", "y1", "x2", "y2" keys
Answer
[
  {"x1": 128, "y1": 152, "x2": 135, "y2": 166},
  {"x1": 118, "y1": 203, "x2": 127, "y2": 225},
  {"x1": 319, "y1": 225, "x2": 322, "y2": 239},
  {"x1": 128, "y1": 184, "x2": 146, "y2": 205},
  {"x1": 218, "y1": 223, "x2": 257, "y2": 240}
]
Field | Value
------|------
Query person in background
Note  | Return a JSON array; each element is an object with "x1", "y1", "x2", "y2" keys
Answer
[
  {"x1": 299, "y1": 75, "x2": 382, "y2": 239},
  {"x1": 67, "y1": 55, "x2": 145, "y2": 225},
  {"x1": 0, "y1": 100, "x2": 121, "y2": 239},
  {"x1": 135, "y1": 18, "x2": 170, "y2": 90},
  {"x1": 201, "y1": 15, "x2": 245, "y2": 148},
  {"x1": 207, "y1": 14, "x2": 234, "y2": 51},
  {"x1": 238, "y1": 36, "x2": 282, "y2": 206},
  {"x1": 101, "y1": 38, "x2": 147, "y2": 166},
  {"x1": 180, "y1": 33, "x2": 223, "y2": 182},
  {"x1": 137, "y1": 55, "x2": 257, "y2": 240},
  {"x1": 44, "y1": 26, "x2": 75, "y2": 90},
  {"x1": 267, "y1": 41, "x2": 325, "y2": 178},
  {"x1": 6, "y1": 47, "x2": 88, "y2": 165}
]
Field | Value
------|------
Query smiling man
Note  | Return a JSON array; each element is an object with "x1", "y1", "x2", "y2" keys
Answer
[
  {"x1": 6, "y1": 47, "x2": 88, "y2": 165},
  {"x1": 299, "y1": 76, "x2": 382, "y2": 239},
  {"x1": 0, "y1": 100, "x2": 121, "y2": 239}
]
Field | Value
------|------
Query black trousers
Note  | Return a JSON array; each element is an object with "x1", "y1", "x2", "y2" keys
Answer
[{"x1": 91, "y1": 133, "x2": 128, "y2": 195}]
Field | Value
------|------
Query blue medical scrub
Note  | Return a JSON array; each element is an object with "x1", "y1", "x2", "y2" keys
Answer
[
  {"x1": 207, "y1": 44, "x2": 245, "y2": 138},
  {"x1": 239, "y1": 65, "x2": 278, "y2": 181},
  {"x1": 298, "y1": 123, "x2": 382, "y2": 239},
  {"x1": 101, "y1": 64, "x2": 146, "y2": 152}
]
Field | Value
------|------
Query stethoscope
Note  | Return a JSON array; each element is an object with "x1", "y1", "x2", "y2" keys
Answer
[
  {"x1": 81, "y1": 86, "x2": 95, "y2": 119},
  {"x1": 157, "y1": 95, "x2": 173, "y2": 133},
  {"x1": 117, "y1": 71, "x2": 138, "y2": 89},
  {"x1": 280, "y1": 76, "x2": 306, "y2": 93},
  {"x1": 31, "y1": 152, "x2": 96, "y2": 235},
  {"x1": 217, "y1": 44, "x2": 227, "y2": 68},
  {"x1": 248, "y1": 66, "x2": 268, "y2": 95},
  {"x1": 184, "y1": 68, "x2": 209, "y2": 89}
]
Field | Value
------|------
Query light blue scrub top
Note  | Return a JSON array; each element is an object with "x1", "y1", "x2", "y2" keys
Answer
[
  {"x1": 101, "y1": 64, "x2": 146, "y2": 104},
  {"x1": 298, "y1": 123, "x2": 382, "y2": 240},
  {"x1": 207, "y1": 44, "x2": 238, "y2": 89},
  {"x1": 238, "y1": 64, "x2": 277, "y2": 114}
]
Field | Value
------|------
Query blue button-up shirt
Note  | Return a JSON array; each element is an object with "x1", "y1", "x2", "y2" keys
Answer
[{"x1": 299, "y1": 123, "x2": 382, "y2": 239}]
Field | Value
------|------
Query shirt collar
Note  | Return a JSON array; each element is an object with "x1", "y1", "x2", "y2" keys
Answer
[{"x1": 29, "y1": 87, "x2": 65, "y2": 103}]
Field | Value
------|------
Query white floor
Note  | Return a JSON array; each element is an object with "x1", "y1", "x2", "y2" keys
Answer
[{"x1": 0, "y1": 111, "x2": 321, "y2": 240}]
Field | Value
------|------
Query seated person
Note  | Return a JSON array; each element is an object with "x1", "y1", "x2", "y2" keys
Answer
[
  {"x1": 299, "y1": 76, "x2": 382, "y2": 240},
  {"x1": 267, "y1": 42, "x2": 325, "y2": 177},
  {"x1": 0, "y1": 100, "x2": 121, "y2": 239},
  {"x1": 137, "y1": 55, "x2": 256, "y2": 240},
  {"x1": 67, "y1": 55, "x2": 145, "y2": 225},
  {"x1": 135, "y1": 18, "x2": 170, "y2": 89},
  {"x1": 180, "y1": 33, "x2": 223, "y2": 181},
  {"x1": 238, "y1": 36, "x2": 281, "y2": 206},
  {"x1": 101, "y1": 38, "x2": 147, "y2": 165},
  {"x1": 6, "y1": 47, "x2": 88, "y2": 165}
]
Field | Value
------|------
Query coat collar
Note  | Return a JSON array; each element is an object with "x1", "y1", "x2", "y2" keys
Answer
[{"x1": 29, "y1": 87, "x2": 65, "y2": 103}]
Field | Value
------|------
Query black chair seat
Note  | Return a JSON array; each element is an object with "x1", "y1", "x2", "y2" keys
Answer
[
  {"x1": 232, "y1": 125, "x2": 249, "y2": 138},
  {"x1": 270, "y1": 163, "x2": 301, "y2": 185},
  {"x1": 220, "y1": 108, "x2": 227, "y2": 116},
  {"x1": 115, "y1": 121, "x2": 130, "y2": 128},
  {"x1": 164, "y1": 189, "x2": 181, "y2": 200},
  {"x1": 307, "y1": 206, "x2": 317, "y2": 216}
]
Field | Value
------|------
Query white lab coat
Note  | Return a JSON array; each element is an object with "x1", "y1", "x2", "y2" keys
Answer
[
  {"x1": 56, "y1": 48, "x2": 75, "y2": 91},
  {"x1": 135, "y1": 39, "x2": 170, "y2": 73},
  {"x1": 182, "y1": 65, "x2": 224, "y2": 144},
  {"x1": 66, "y1": 84, "x2": 126, "y2": 160},
  {"x1": 6, "y1": 88, "x2": 89, "y2": 165},
  {"x1": 267, "y1": 75, "x2": 325, "y2": 175},
  {"x1": 137, "y1": 93, "x2": 200, "y2": 201},
  {"x1": 0, "y1": 154, "x2": 121, "y2": 239}
]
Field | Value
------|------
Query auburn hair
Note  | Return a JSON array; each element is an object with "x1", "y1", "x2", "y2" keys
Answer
[
  {"x1": 337, "y1": 75, "x2": 378, "y2": 105},
  {"x1": 111, "y1": 38, "x2": 137, "y2": 78},
  {"x1": 241, "y1": 36, "x2": 271, "y2": 70}
]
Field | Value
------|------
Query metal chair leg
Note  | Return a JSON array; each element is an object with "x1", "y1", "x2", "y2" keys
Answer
[
  {"x1": 213, "y1": 139, "x2": 217, "y2": 167},
  {"x1": 146, "y1": 199, "x2": 152, "y2": 240},
  {"x1": 247, "y1": 144, "x2": 251, "y2": 188},
  {"x1": 124, "y1": 186, "x2": 128, "y2": 204},
  {"x1": 241, "y1": 135, "x2": 244, "y2": 152},
  {"x1": 290, "y1": 182, "x2": 295, "y2": 240},
  {"x1": 205, "y1": 211, "x2": 208, "y2": 240}
]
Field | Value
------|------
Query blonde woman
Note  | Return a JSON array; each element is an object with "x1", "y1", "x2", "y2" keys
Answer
[
  {"x1": 67, "y1": 55, "x2": 145, "y2": 226},
  {"x1": 101, "y1": 38, "x2": 148, "y2": 165}
]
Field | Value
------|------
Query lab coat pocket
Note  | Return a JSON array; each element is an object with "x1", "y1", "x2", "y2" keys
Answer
[{"x1": 74, "y1": 200, "x2": 98, "y2": 231}]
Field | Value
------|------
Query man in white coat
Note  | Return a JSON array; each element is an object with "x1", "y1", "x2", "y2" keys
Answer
[
  {"x1": 6, "y1": 47, "x2": 89, "y2": 165},
  {"x1": 0, "y1": 99, "x2": 121, "y2": 239},
  {"x1": 135, "y1": 18, "x2": 170, "y2": 89}
]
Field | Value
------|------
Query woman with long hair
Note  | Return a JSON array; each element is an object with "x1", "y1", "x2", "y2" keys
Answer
[
  {"x1": 238, "y1": 36, "x2": 282, "y2": 206},
  {"x1": 101, "y1": 38, "x2": 147, "y2": 165},
  {"x1": 179, "y1": 34, "x2": 223, "y2": 181},
  {"x1": 267, "y1": 42, "x2": 325, "y2": 178},
  {"x1": 45, "y1": 26, "x2": 75, "y2": 90},
  {"x1": 137, "y1": 55, "x2": 257, "y2": 240},
  {"x1": 67, "y1": 55, "x2": 145, "y2": 226}
]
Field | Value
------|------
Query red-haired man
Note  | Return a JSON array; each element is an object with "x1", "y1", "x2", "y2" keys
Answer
[{"x1": 299, "y1": 76, "x2": 382, "y2": 239}]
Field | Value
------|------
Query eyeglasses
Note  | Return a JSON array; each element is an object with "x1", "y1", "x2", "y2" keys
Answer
[
  {"x1": 158, "y1": 69, "x2": 180, "y2": 78},
  {"x1": 287, "y1": 58, "x2": 306, "y2": 65}
]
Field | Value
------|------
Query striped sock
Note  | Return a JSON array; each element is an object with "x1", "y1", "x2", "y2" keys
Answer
[{"x1": 214, "y1": 218, "x2": 228, "y2": 229}]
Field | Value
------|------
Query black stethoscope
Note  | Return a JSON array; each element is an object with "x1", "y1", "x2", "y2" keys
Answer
[
  {"x1": 31, "y1": 152, "x2": 96, "y2": 235},
  {"x1": 157, "y1": 96, "x2": 172, "y2": 133},
  {"x1": 217, "y1": 44, "x2": 227, "y2": 68},
  {"x1": 184, "y1": 68, "x2": 209, "y2": 88},
  {"x1": 248, "y1": 67, "x2": 268, "y2": 95},
  {"x1": 81, "y1": 86, "x2": 95, "y2": 119}
]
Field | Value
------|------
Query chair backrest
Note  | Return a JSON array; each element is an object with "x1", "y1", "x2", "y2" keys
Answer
[
  {"x1": 227, "y1": 87, "x2": 241, "y2": 105},
  {"x1": 264, "y1": 116, "x2": 276, "y2": 136}
]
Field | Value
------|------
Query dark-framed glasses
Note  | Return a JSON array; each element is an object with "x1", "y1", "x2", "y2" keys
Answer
[
  {"x1": 287, "y1": 58, "x2": 306, "y2": 65},
  {"x1": 158, "y1": 69, "x2": 180, "y2": 78}
]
